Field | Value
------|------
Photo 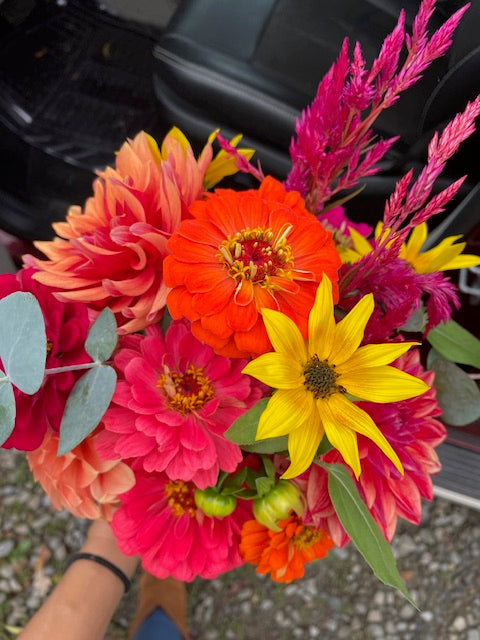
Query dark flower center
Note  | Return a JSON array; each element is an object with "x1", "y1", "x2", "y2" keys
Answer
[{"x1": 303, "y1": 354, "x2": 344, "y2": 399}]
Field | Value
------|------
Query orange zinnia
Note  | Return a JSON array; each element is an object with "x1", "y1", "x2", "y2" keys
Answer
[
  {"x1": 164, "y1": 177, "x2": 341, "y2": 356},
  {"x1": 240, "y1": 514, "x2": 334, "y2": 583}
]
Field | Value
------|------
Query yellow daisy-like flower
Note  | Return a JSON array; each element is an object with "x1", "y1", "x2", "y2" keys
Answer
[
  {"x1": 242, "y1": 276, "x2": 430, "y2": 480},
  {"x1": 347, "y1": 222, "x2": 480, "y2": 273},
  {"x1": 399, "y1": 222, "x2": 480, "y2": 273}
]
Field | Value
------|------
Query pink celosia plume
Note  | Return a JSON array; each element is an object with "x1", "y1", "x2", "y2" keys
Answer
[{"x1": 286, "y1": 0, "x2": 469, "y2": 213}]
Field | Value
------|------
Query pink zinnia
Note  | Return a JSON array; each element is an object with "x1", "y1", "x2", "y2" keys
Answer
[
  {"x1": 112, "y1": 471, "x2": 251, "y2": 581},
  {"x1": 27, "y1": 130, "x2": 213, "y2": 334},
  {"x1": 294, "y1": 350, "x2": 445, "y2": 544},
  {"x1": 27, "y1": 429, "x2": 135, "y2": 520},
  {"x1": 96, "y1": 321, "x2": 263, "y2": 488},
  {"x1": 0, "y1": 268, "x2": 90, "y2": 451}
]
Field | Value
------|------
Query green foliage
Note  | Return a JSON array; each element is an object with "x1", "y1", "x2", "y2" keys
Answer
[
  {"x1": 57, "y1": 365, "x2": 117, "y2": 455},
  {"x1": 318, "y1": 462, "x2": 416, "y2": 607},
  {"x1": 225, "y1": 397, "x2": 269, "y2": 444},
  {"x1": 0, "y1": 373, "x2": 15, "y2": 446},
  {"x1": 428, "y1": 355, "x2": 480, "y2": 426},
  {"x1": 0, "y1": 292, "x2": 46, "y2": 394},
  {"x1": 84, "y1": 308, "x2": 118, "y2": 362},
  {"x1": 427, "y1": 320, "x2": 480, "y2": 369}
]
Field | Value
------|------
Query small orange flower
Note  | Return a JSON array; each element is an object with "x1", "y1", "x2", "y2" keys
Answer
[
  {"x1": 164, "y1": 177, "x2": 341, "y2": 357},
  {"x1": 240, "y1": 514, "x2": 334, "y2": 583}
]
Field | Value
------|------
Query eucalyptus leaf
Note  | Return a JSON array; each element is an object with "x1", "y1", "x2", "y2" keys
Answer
[
  {"x1": 85, "y1": 308, "x2": 118, "y2": 363},
  {"x1": 318, "y1": 462, "x2": 416, "y2": 607},
  {"x1": 427, "y1": 320, "x2": 480, "y2": 369},
  {"x1": 0, "y1": 292, "x2": 46, "y2": 394},
  {"x1": 242, "y1": 435, "x2": 288, "y2": 454},
  {"x1": 430, "y1": 357, "x2": 480, "y2": 426},
  {"x1": 225, "y1": 397, "x2": 269, "y2": 444},
  {"x1": 58, "y1": 364, "x2": 117, "y2": 455},
  {"x1": 0, "y1": 373, "x2": 16, "y2": 446}
]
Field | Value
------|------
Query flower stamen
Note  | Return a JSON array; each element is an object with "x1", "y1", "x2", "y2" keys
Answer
[
  {"x1": 165, "y1": 480, "x2": 197, "y2": 518},
  {"x1": 217, "y1": 226, "x2": 294, "y2": 291},
  {"x1": 303, "y1": 354, "x2": 344, "y2": 399},
  {"x1": 157, "y1": 364, "x2": 215, "y2": 415}
]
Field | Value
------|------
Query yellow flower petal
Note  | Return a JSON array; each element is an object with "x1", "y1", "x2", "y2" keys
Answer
[
  {"x1": 339, "y1": 365, "x2": 429, "y2": 402},
  {"x1": 320, "y1": 397, "x2": 361, "y2": 478},
  {"x1": 329, "y1": 294, "x2": 374, "y2": 365},
  {"x1": 161, "y1": 126, "x2": 191, "y2": 156},
  {"x1": 402, "y1": 222, "x2": 427, "y2": 261},
  {"x1": 281, "y1": 420, "x2": 324, "y2": 479},
  {"x1": 441, "y1": 254, "x2": 480, "y2": 270},
  {"x1": 145, "y1": 133, "x2": 162, "y2": 164},
  {"x1": 256, "y1": 388, "x2": 315, "y2": 440},
  {"x1": 349, "y1": 227, "x2": 373, "y2": 257},
  {"x1": 261, "y1": 308, "x2": 307, "y2": 362},
  {"x1": 327, "y1": 394, "x2": 404, "y2": 476},
  {"x1": 204, "y1": 133, "x2": 255, "y2": 189},
  {"x1": 338, "y1": 341, "x2": 419, "y2": 372},
  {"x1": 308, "y1": 275, "x2": 336, "y2": 359},
  {"x1": 242, "y1": 352, "x2": 303, "y2": 389}
]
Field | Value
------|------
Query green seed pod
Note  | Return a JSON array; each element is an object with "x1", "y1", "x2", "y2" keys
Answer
[
  {"x1": 194, "y1": 487, "x2": 237, "y2": 518},
  {"x1": 253, "y1": 480, "x2": 306, "y2": 532}
]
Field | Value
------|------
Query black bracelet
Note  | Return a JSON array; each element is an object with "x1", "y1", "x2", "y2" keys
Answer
[{"x1": 65, "y1": 552, "x2": 131, "y2": 593}]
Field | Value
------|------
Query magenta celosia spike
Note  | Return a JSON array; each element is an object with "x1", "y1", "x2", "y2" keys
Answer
[
  {"x1": 286, "y1": 0, "x2": 470, "y2": 213},
  {"x1": 216, "y1": 133, "x2": 264, "y2": 182}
]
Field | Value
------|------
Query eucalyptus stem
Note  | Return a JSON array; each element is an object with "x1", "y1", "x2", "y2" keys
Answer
[{"x1": 44, "y1": 362, "x2": 100, "y2": 376}]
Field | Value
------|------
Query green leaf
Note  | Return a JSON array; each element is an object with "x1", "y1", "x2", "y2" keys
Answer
[
  {"x1": 0, "y1": 373, "x2": 16, "y2": 446},
  {"x1": 430, "y1": 357, "x2": 480, "y2": 426},
  {"x1": 84, "y1": 308, "x2": 118, "y2": 363},
  {"x1": 427, "y1": 320, "x2": 480, "y2": 369},
  {"x1": 58, "y1": 365, "x2": 117, "y2": 455},
  {"x1": 319, "y1": 462, "x2": 416, "y2": 607},
  {"x1": 0, "y1": 292, "x2": 46, "y2": 394},
  {"x1": 261, "y1": 455, "x2": 276, "y2": 479},
  {"x1": 317, "y1": 434, "x2": 333, "y2": 455},
  {"x1": 400, "y1": 306, "x2": 426, "y2": 333},
  {"x1": 255, "y1": 476, "x2": 274, "y2": 497},
  {"x1": 242, "y1": 435, "x2": 288, "y2": 454},
  {"x1": 225, "y1": 397, "x2": 269, "y2": 444}
]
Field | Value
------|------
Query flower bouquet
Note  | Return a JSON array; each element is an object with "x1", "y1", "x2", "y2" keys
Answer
[{"x1": 1, "y1": 0, "x2": 480, "y2": 602}]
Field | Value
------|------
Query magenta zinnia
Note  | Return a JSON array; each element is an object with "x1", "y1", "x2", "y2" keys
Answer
[
  {"x1": 112, "y1": 471, "x2": 251, "y2": 581},
  {"x1": 96, "y1": 321, "x2": 263, "y2": 489}
]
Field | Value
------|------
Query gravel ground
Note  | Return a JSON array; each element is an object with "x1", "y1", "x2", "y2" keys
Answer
[{"x1": 1, "y1": 448, "x2": 480, "y2": 640}]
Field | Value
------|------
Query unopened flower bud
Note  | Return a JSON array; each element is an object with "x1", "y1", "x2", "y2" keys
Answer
[
  {"x1": 253, "y1": 480, "x2": 306, "y2": 532},
  {"x1": 194, "y1": 487, "x2": 237, "y2": 518}
]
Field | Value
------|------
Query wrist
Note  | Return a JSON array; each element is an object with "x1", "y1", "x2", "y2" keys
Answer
[{"x1": 81, "y1": 519, "x2": 139, "y2": 579}]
